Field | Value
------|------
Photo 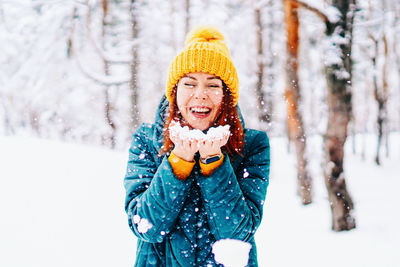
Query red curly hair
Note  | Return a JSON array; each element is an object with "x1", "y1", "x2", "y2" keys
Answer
[{"x1": 160, "y1": 83, "x2": 244, "y2": 158}]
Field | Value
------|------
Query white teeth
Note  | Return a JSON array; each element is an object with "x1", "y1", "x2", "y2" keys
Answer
[{"x1": 190, "y1": 107, "x2": 211, "y2": 113}]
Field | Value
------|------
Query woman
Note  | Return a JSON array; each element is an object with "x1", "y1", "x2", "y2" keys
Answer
[{"x1": 124, "y1": 26, "x2": 270, "y2": 266}]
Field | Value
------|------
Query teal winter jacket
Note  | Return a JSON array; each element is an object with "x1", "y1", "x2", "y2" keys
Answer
[{"x1": 124, "y1": 96, "x2": 270, "y2": 266}]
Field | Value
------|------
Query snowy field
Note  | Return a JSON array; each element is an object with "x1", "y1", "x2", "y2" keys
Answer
[{"x1": 1, "y1": 133, "x2": 399, "y2": 267}]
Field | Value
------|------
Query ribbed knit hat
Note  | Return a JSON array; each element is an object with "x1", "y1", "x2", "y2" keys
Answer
[{"x1": 166, "y1": 26, "x2": 239, "y2": 106}]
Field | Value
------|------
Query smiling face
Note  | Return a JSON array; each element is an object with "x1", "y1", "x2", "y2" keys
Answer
[{"x1": 176, "y1": 72, "x2": 224, "y2": 131}]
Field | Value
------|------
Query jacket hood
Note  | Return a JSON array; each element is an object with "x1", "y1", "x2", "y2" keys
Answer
[{"x1": 152, "y1": 95, "x2": 245, "y2": 152}]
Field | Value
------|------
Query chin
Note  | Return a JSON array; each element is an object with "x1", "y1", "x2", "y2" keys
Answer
[
  {"x1": 190, "y1": 124, "x2": 207, "y2": 131},
  {"x1": 185, "y1": 113, "x2": 215, "y2": 131},
  {"x1": 188, "y1": 120, "x2": 211, "y2": 131}
]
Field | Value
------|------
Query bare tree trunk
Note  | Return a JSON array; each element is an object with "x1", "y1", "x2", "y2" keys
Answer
[
  {"x1": 390, "y1": 0, "x2": 400, "y2": 149},
  {"x1": 396, "y1": 12, "x2": 400, "y2": 132},
  {"x1": 368, "y1": 4, "x2": 389, "y2": 165},
  {"x1": 0, "y1": 98, "x2": 13, "y2": 135},
  {"x1": 283, "y1": 0, "x2": 312, "y2": 204},
  {"x1": 265, "y1": 0, "x2": 276, "y2": 133},
  {"x1": 67, "y1": 8, "x2": 77, "y2": 59},
  {"x1": 374, "y1": 35, "x2": 388, "y2": 165},
  {"x1": 130, "y1": 0, "x2": 140, "y2": 130},
  {"x1": 369, "y1": 36, "x2": 381, "y2": 164},
  {"x1": 361, "y1": 80, "x2": 369, "y2": 162},
  {"x1": 4, "y1": 109, "x2": 14, "y2": 135},
  {"x1": 30, "y1": 110, "x2": 40, "y2": 136},
  {"x1": 169, "y1": 0, "x2": 177, "y2": 53},
  {"x1": 382, "y1": 0, "x2": 390, "y2": 158},
  {"x1": 254, "y1": 6, "x2": 272, "y2": 126},
  {"x1": 323, "y1": 0, "x2": 356, "y2": 231},
  {"x1": 381, "y1": 34, "x2": 389, "y2": 160},
  {"x1": 184, "y1": 0, "x2": 190, "y2": 35},
  {"x1": 101, "y1": 0, "x2": 116, "y2": 148}
]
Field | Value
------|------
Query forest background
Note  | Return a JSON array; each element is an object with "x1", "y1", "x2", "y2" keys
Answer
[{"x1": 1, "y1": 0, "x2": 399, "y2": 265}]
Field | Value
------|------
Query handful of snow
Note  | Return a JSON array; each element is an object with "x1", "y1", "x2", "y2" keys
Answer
[
  {"x1": 212, "y1": 239, "x2": 252, "y2": 267},
  {"x1": 132, "y1": 215, "x2": 153, "y2": 234},
  {"x1": 169, "y1": 121, "x2": 230, "y2": 142}
]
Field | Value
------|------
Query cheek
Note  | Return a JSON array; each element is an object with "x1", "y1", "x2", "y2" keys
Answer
[
  {"x1": 211, "y1": 90, "x2": 223, "y2": 109},
  {"x1": 176, "y1": 94, "x2": 183, "y2": 111},
  {"x1": 176, "y1": 88, "x2": 190, "y2": 112}
]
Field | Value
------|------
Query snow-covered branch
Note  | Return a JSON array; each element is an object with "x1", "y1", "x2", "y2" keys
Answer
[
  {"x1": 83, "y1": 18, "x2": 133, "y2": 64},
  {"x1": 78, "y1": 1, "x2": 132, "y2": 65},
  {"x1": 74, "y1": 50, "x2": 131, "y2": 86},
  {"x1": 251, "y1": 0, "x2": 270, "y2": 9},
  {"x1": 71, "y1": 18, "x2": 130, "y2": 86},
  {"x1": 1, "y1": 0, "x2": 88, "y2": 7},
  {"x1": 291, "y1": 0, "x2": 341, "y2": 29},
  {"x1": 354, "y1": 17, "x2": 384, "y2": 27}
]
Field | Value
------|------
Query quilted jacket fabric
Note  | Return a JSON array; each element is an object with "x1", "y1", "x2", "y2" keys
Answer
[{"x1": 124, "y1": 96, "x2": 270, "y2": 266}]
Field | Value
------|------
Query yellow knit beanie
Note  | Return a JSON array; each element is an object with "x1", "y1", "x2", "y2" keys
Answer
[{"x1": 166, "y1": 26, "x2": 239, "y2": 106}]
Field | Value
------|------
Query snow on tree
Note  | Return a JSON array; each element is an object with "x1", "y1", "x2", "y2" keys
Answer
[
  {"x1": 1, "y1": 0, "x2": 400, "y2": 233},
  {"x1": 283, "y1": 0, "x2": 313, "y2": 205},
  {"x1": 293, "y1": 0, "x2": 357, "y2": 231}
]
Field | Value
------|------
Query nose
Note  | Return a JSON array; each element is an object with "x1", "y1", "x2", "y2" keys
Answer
[{"x1": 193, "y1": 84, "x2": 207, "y2": 99}]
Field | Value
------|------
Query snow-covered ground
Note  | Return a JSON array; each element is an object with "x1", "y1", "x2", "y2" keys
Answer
[{"x1": 1, "y1": 133, "x2": 399, "y2": 267}]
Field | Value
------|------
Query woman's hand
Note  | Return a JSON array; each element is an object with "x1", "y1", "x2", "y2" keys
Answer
[
  {"x1": 170, "y1": 132, "x2": 199, "y2": 162},
  {"x1": 198, "y1": 132, "x2": 229, "y2": 159}
]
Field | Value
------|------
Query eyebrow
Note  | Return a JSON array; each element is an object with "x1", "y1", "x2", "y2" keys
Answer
[{"x1": 183, "y1": 75, "x2": 220, "y2": 81}]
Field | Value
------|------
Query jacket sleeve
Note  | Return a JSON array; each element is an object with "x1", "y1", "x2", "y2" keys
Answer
[
  {"x1": 197, "y1": 131, "x2": 270, "y2": 241},
  {"x1": 124, "y1": 125, "x2": 194, "y2": 243}
]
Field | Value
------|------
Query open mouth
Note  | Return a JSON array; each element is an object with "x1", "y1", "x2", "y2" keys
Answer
[
  {"x1": 189, "y1": 106, "x2": 212, "y2": 119},
  {"x1": 189, "y1": 107, "x2": 211, "y2": 115}
]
